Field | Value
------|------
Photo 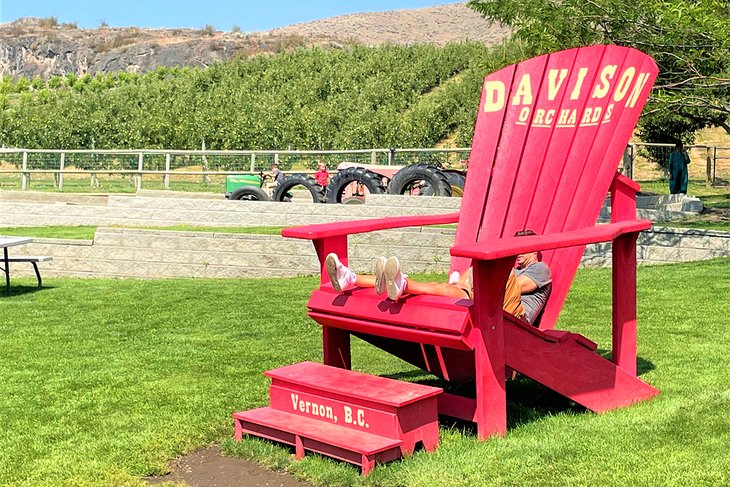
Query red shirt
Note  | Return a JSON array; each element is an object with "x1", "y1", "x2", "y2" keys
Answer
[{"x1": 314, "y1": 169, "x2": 329, "y2": 186}]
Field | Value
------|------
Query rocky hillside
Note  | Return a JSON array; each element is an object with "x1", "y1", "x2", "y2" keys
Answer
[
  {"x1": 271, "y1": 3, "x2": 508, "y2": 47},
  {"x1": 0, "y1": 3, "x2": 508, "y2": 79}
]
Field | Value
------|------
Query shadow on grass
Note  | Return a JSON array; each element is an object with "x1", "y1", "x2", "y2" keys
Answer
[
  {"x1": 596, "y1": 348, "x2": 657, "y2": 375},
  {"x1": 383, "y1": 351, "x2": 657, "y2": 435},
  {"x1": 0, "y1": 285, "x2": 54, "y2": 297}
]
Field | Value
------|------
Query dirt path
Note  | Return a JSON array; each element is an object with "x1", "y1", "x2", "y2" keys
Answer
[{"x1": 144, "y1": 446, "x2": 312, "y2": 487}]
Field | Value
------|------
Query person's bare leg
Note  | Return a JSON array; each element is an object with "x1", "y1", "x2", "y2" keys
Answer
[
  {"x1": 356, "y1": 274, "x2": 467, "y2": 299},
  {"x1": 355, "y1": 275, "x2": 376, "y2": 288},
  {"x1": 404, "y1": 280, "x2": 469, "y2": 299}
]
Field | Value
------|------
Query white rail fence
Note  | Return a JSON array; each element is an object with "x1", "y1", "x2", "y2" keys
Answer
[
  {"x1": 0, "y1": 144, "x2": 725, "y2": 192},
  {"x1": 0, "y1": 148, "x2": 471, "y2": 192}
]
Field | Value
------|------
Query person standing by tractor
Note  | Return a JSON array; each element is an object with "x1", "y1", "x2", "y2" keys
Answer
[
  {"x1": 314, "y1": 162, "x2": 330, "y2": 188},
  {"x1": 266, "y1": 163, "x2": 284, "y2": 192}
]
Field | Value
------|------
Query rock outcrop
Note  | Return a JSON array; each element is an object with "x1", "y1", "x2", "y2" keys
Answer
[{"x1": 0, "y1": 4, "x2": 508, "y2": 79}]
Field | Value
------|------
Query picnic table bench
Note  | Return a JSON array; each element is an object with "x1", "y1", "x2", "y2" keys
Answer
[{"x1": 0, "y1": 236, "x2": 52, "y2": 294}]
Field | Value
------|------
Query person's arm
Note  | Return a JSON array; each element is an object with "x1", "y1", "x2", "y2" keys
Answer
[
  {"x1": 515, "y1": 262, "x2": 551, "y2": 294},
  {"x1": 516, "y1": 274, "x2": 538, "y2": 293}
]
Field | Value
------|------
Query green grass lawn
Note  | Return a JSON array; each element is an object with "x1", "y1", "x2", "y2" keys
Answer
[
  {"x1": 0, "y1": 225, "x2": 286, "y2": 240},
  {"x1": 1, "y1": 260, "x2": 729, "y2": 486},
  {"x1": 0, "y1": 176, "x2": 225, "y2": 194},
  {"x1": 636, "y1": 179, "x2": 729, "y2": 198},
  {"x1": 0, "y1": 225, "x2": 98, "y2": 240}
]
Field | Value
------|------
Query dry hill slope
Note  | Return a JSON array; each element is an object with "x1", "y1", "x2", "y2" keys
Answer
[
  {"x1": 0, "y1": 3, "x2": 508, "y2": 79},
  {"x1": 271, "y1": 3, "x2": 509, "y2": 46}
]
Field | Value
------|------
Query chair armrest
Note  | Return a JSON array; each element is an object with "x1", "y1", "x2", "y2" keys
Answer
[
  {"x1": 450, "y1": 220, "x2": 651, "y2": 261},
  {"x1": 282, "y1": 212, "x2": 460, "y2": 240}
]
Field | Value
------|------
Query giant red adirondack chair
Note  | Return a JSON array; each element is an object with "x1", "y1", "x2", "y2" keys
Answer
[{"x1": 283, "y1": 45, "x2": 660, "y2": 439}]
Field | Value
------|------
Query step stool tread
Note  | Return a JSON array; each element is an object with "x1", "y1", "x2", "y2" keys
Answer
[
  {"x1": 265, "y1": 361, "x2": 442, "y2": 407},
  {"x1": 234, "y1": 407, "x2": 403, "y2": 455}
]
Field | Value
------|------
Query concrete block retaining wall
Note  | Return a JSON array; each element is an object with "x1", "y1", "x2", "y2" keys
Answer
[{"x1": 1, "y1": 192, "x2": 727, "y2": 279}]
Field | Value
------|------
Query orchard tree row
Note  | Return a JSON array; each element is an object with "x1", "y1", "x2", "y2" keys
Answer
[{"x1": 0, "y1": 43, "x2": 517, "y2": 151}]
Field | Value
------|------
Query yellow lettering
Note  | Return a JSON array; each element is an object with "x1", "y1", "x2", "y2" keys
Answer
[
  {"x1": 518, "y1": 107, "x2": 531, "y2": 124},
  {"x1": 581, "y1": 108, "x2": 593, "y2": 125},
  {"x1": 534, "y1": 109, "x2": 546, "y2": 125},
  {"x1": 558, "y1": 108, "x2": 571, "y2": 125},
  {"x1": 548, "y1": 69, "x2": 568, "y2": 101},
  {"x1": 613, "y1": 67, "x2": 636, "y2": 102},
  {"x1": 570, "y1": 68, "x2": 589, "y2": 100},
  {"x1": 604, "y1": 103, "x2": 615, "y2": 122},
  {"x1": 592, "y1": 65, "x2": 617, "y2": 99},
  {"x1": 344, "y1": 406, "x2": 353, "y2": 424},
  {"x1": 567, "y1": 110, "x2": 577, "y2": 125},
  {"x1": 544, "y1": 109, "x2": 556, "y2": 125},
  {"x1": 357, "y1": 409, "x2": 366, "y2": 427},
  {"x1": 625, "y1": 72, "x2": 650, "y2": 108},
  {"x1": 591, "y1": 107, "x2": 603, "y2": 123},
  {"x1": 483, "y1": 80, "x2": 505, "y2": 112},
  {"x1": 511, "y1": 74, "x2": 534, "y2": 106}
]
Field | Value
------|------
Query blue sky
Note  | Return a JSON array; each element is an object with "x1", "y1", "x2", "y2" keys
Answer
[{"x1": 0, "y1": 1, "x2": 458, "y2": 31}]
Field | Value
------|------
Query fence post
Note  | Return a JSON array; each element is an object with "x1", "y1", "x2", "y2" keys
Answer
[
  {"x1": 707, "y1": 147, "x2": 713, "y2": 188},
  {"x1": 59, "y1": 152, "x2": 65, "y2": 191},
  {"x1": 388, "y1": 147, "x2": 395, "y2": 166},
  {"x1": 250, "y1": 153, "x2": 256, "y2": 172},
  {"x1": 21, "y1": 151, "x2": 28, "y2": 191},
  {"x1": 623, "y1": 144, "x2": 635, "y2": 179},
  {"x1": 164, "y1": 153, "x2": 171, "y2": 189},
  {"x1": 137, "y1": 152, "x2": 144, "y2": 191},
  {"x1": 274, "y1": 153, "x2": 279, "y2": 166},
  {"x1": 371, "y1": 150, "x2": 377, "y2": 164}
]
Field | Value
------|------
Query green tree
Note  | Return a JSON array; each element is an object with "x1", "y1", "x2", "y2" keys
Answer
[{"x1": 468, "y1": 0, "x2": 730, "y2": 145}]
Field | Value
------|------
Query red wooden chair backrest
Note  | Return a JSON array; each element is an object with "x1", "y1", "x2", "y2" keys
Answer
[{"x1": 451, "y1": 45, "x2": 658, "y2": 328}]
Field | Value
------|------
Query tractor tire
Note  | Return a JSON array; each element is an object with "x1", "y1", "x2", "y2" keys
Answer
[
  {"x1": 273, "y1": 174, "x2": 326, "y2": 203},
  {"x1": 230, "y1": 186, "x2": 270, "y2": 201},
  {"x1": 442, "y1": 170, "x2": 466, "y2": 197},
  {"x1": 325, "y1": 167, "x2": 386, "y2": 204},
  {"x1": 387, "y1": 164, "x2": 452, "y2": 197}
]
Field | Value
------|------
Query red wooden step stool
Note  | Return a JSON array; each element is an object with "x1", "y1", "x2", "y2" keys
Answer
[{"x1": 233, "y1": 361, "x2": 442, "y2": 475}]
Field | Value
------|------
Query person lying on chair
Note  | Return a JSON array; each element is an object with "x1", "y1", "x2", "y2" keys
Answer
[{"x1": 324, "y1": 230, "x2": 552, "y2": 325}]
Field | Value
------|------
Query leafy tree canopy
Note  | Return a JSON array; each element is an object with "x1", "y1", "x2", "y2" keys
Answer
[{"x1": 468, "y1": 0, "x2": 730, "y2": 145}]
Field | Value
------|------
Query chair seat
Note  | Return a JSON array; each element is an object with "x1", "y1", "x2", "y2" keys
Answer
[{"x1": 308, "y1": 286, "x2": 473, "y2": 349}]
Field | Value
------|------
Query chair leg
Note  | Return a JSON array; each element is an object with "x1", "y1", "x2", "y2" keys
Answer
[
  {"x1": 471, "y1": 259, "x2": 511, "y2": 439},
  {"x1": 31, "y1": 262, "x2": 42, "y2": 289},
  {"x1": 323, "y1": 327, "x2": 351, "y2": 369}
]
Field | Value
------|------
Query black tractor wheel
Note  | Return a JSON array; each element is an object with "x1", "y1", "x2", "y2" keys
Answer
[
  {"x1": 325, "y1": 167, "x2": 386, "y2": 204},
  {"x1": 273, "y1": 174, "x2": 326, "y2": 203},
  {"x1": 442, "y1": 170, "x2": 466, "y2": 197},
  {"x1": 230, "y1": 186, "x2": 270, "y2": 201},
  {"x1": 387, "y1": 164, "x2": 452, "y2": 197}
]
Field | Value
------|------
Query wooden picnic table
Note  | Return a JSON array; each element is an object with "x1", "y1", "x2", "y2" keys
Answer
[{"x1": 0, "y1": 236, "x2": 32, "y2": 295}]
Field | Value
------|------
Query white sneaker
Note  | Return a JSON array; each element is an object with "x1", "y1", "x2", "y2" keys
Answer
[
  {"x1": 374, "y1": 256, "x2": 387, "y2": 295},
  {"x1": 384, "y1": 256, "x2": 407, "y2": 301},
  {"x1": 448, "y1": 271, "x2": 461, "y2": 285},
  {"x1": 325, "y1": 253, "x2": 356, "y2": 292}
]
